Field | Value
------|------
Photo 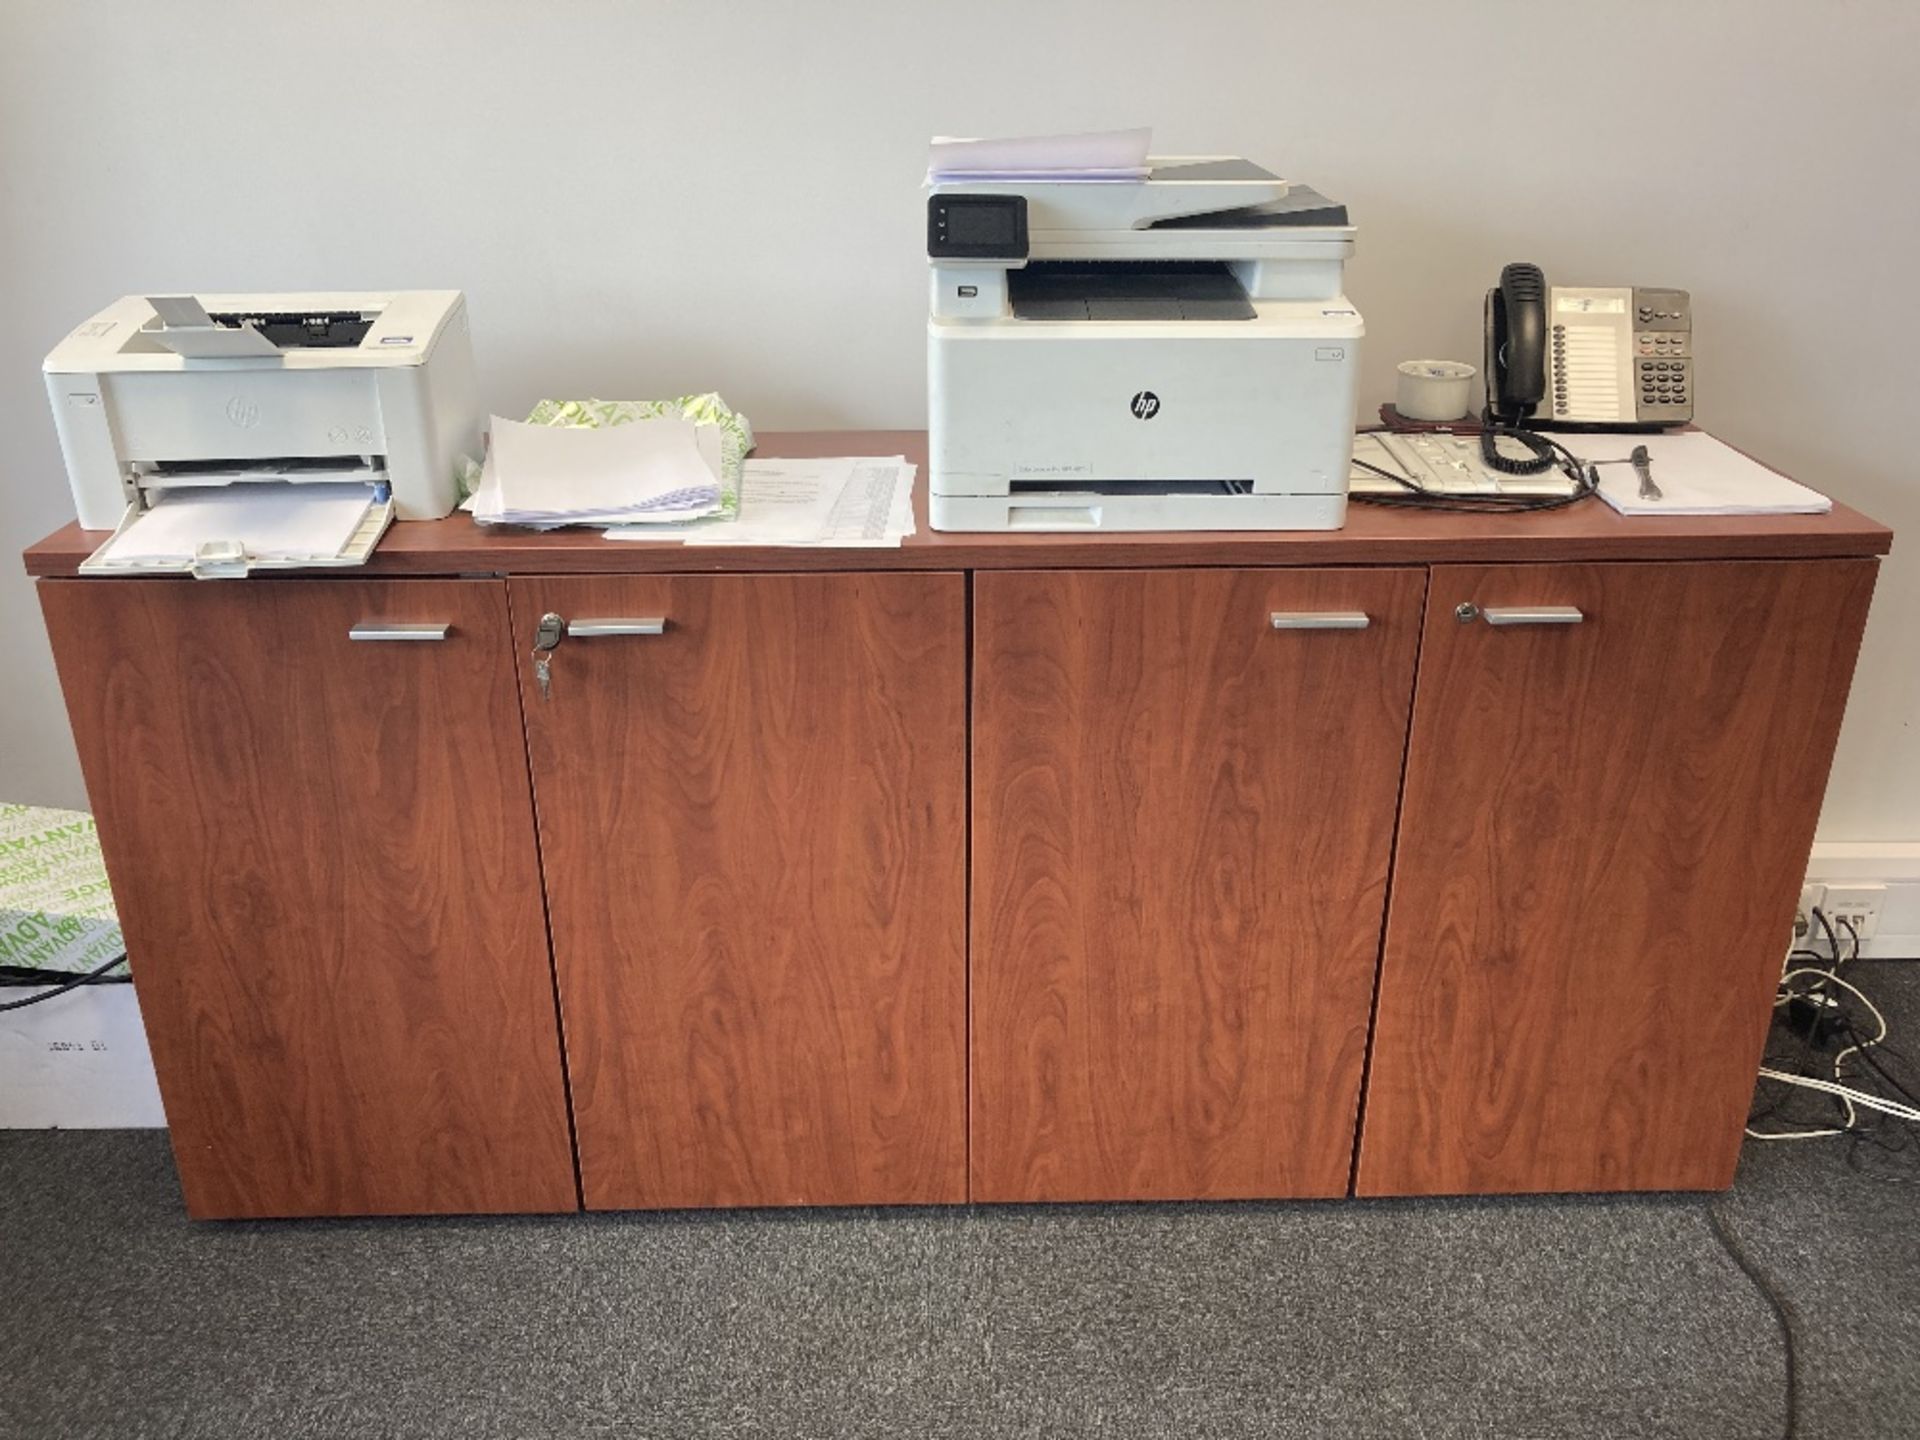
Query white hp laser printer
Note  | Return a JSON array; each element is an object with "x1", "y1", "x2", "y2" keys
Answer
[
  {"x1": 44, "y1": 291, "x2": 481, "y2": 570},
  {"x1": 926, "y1": 159, "x2": 1362, "y2": 531}
]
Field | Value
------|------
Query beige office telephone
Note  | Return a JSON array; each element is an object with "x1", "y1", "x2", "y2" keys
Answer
[{"x1": 1485, "y1": 263, "x2": 1692, "y2": 430}]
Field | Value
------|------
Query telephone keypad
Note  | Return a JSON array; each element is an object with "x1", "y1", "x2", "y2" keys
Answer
[{"x1": 1637, "y1": 351, "x2": 1689, "y2": 414}]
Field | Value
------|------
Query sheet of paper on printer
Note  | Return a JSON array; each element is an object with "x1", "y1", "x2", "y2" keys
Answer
[
  {"x1": 92, "y1": 483, "x2": 379, "y2": 566},
  {"x1": 929, "y1": 128, "x2": 1151, "y2": 180},
  {"x1": 1581, "y1": 432, "x2": 1832, "y2": 515}
]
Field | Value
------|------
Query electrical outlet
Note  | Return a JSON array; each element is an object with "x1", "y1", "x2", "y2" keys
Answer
[
  {"x1": 1822, "y1": 883, "x2": 1886, "y2": 941},
  {"x1": 1793, "y1": 883, "x2": 1827, "y2": 953}
]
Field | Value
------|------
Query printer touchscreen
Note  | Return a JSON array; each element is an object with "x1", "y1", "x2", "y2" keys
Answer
[{"x1": 928, "y1": 194, "x2": 1028, "y2": 261}]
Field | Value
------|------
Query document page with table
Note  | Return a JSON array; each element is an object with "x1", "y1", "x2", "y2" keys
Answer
[{"x1": 606, "y1": 455, "x2": 916, "y2": 547}]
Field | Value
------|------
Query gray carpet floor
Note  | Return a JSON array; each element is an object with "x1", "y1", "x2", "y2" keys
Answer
[{"x1": 5, "y1": 964, "x2": 1917, "y2": 1440}]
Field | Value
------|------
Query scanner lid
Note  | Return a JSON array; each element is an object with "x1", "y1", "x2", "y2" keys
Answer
[
  {"x1": 1147, "y1": 183, "x2": 1350, "y2": 230},
  {"x1": 927, "y1": 155, "x2": 1290, "y2": 232}
]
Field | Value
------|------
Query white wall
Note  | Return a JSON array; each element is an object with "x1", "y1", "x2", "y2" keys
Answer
[{"x1": 2, "y1": 0, "x2": 1915, "y2": 837}]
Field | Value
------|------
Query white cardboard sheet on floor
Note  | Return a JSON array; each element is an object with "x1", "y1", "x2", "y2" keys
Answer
[
  {"x1": 0, "y1": 983, "x2": 167, "y2": 1128},
  {"x1": 0, "y1": 802, "x2": 163, "y2": 1129}
]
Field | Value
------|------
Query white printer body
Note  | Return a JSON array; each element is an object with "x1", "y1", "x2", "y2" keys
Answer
[
  {"x1": 43, "y1": 290, "x2": 480, "y2": 531},
  {"x1": 926, "y1": 160, "x2": 1361, "y2": 532}
]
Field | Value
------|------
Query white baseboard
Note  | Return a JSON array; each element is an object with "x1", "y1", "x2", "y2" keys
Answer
[{"x1": 1806, "y1": 841, "x2": 1920, "y2": 960}]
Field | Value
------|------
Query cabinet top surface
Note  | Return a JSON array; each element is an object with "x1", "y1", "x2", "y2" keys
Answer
[{"x1": 22, "y1": 429, "x2": 1893, "y2": 578}]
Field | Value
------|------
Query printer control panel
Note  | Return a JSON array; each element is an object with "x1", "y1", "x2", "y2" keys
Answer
[{"x1": 928, "y1": 195, "x2": 1028, "y2": 262}]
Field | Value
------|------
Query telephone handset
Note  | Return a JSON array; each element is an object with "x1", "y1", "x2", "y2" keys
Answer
[{"x1": 1485, "y1": 261, "x2": 1692, "y2": 430}]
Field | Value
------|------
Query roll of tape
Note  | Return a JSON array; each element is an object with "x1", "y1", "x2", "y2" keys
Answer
[{"x1": 1396, "y1": 360, "x2": 1477, "y2": 422}]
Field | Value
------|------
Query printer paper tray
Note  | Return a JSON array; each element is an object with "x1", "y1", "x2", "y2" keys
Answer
[{"x1": 79, "y1": 495, "x2": 394, "y2": 580}]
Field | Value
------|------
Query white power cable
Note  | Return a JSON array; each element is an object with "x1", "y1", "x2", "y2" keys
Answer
[{"x1": 1754, "y1": 1068, "x2": 1920, "y2": 1122}]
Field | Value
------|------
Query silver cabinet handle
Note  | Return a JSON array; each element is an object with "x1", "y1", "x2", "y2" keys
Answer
[
  {"x1": 349, "y1": 622, "x2": 452, "y2": 642},
  {"x1": 1270, "y1": 611, "x2": 1370, "y2": 630},
  {"x1": 1480, "y1": 606, "x2": 1585, "y2": 627},
  {"x1": 566, "y1": 617, "x2": 667, "y2": 637}
]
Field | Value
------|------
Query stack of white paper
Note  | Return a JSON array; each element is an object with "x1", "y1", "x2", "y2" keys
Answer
[
  {"x1": 605, "y1": 456, "x2": 918, "y2": 548},
  {"x1": 929, "y1": 128, "x2": 1151, "y2": 182},
  {"x1": 93, "y1": 482, "x2": 378, "y2": 566},
  {"x1": 467, "y1": 415, "x2": 722, "y2": 528},
  {"x1": 1582, "y1": 433, "x2": 1833, "y2": 516}
]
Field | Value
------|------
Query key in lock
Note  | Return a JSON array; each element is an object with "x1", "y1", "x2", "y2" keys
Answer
[{"x1": 531, "y1": 612, "x2": 564, "y2": 700}]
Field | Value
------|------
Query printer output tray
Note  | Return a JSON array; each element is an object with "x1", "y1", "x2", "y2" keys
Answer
[
  {"x1": 1009, "y1": 262, "x2": 1256, "y2": 321},
  {"x1": 79, "y1": 491, "x2": 395, "y2": 580}
]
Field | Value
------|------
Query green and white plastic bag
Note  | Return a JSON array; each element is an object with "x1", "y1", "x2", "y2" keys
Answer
[{"x1": 0, "y1": 804, "x2": 123, "y2": 977}]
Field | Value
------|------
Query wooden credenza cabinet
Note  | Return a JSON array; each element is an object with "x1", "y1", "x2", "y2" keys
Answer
[
  {"x1": 25, "y1": 431, "x2": 1889, "y2": 1218},
  {"x1": 971, "y1": 567, "x2": 1425, "y2": 1202},
  {"x1": 513, "y1": 572, "x2": 967, "y2": 1210},
  {"x1": 35, "y1": 577, "x2": 578, "y2": 1217},
  {"x1": 1361, "y1": 559, "x2": 1880, "y2": 1195}
]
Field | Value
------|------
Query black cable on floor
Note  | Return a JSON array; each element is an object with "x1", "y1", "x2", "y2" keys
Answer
[
  {"x1": 1706, "y1": 1199, "x2": 1798, "y2": 1440},
  {"x1": 0, "y1": 952, "x2": 129, "y2": 1012}
]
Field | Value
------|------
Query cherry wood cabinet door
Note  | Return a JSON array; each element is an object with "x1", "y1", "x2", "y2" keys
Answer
[
  {"x1": 37, "y1": 578, "x2": 577, "y2": 1219},
  {"x1": 1358, "y1": 559, "x2": 1878, "y2": 1197},
  {"x1": 512, "y1": 573, "x2": 967, "y2": 1210},
  {"x1": 971, "y1": 567, "x2": 1428, "y2": 1202}
]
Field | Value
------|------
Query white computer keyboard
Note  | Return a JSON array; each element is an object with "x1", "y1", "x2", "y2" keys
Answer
[{"x1": 1349, "y1": 432, "x2": 1579, "y2": 498}]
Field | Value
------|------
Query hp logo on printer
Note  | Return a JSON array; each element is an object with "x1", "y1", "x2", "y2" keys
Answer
[
  {"x1": 225, "y1": 394, "x2": 260, "y2": 429},
  {"x1": 1129, "y1": 391, "x2": 1161, "y2": 420}
]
